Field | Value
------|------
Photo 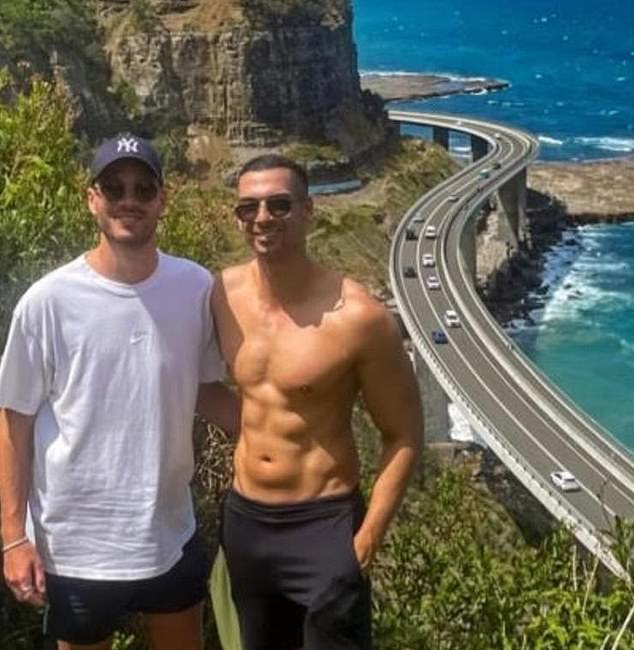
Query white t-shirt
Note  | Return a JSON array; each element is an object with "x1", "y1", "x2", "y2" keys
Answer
[{"x1": 0, "y1": 252, "x2": 224, "y2": 579}]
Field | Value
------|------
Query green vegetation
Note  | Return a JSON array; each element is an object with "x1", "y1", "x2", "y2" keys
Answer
[
  {"x1": 128, "y1": 0, "x2": 161, "y2": 33},
  {"x1": 372, "y1": 465, "x2": 634, "y2": 649},
  {"x1": 0, "y1": 0, "x2": 103, "y2": 65},
  {"x1": 242, "y1": 0, "x2": 349, "y2": 27},
  {"x1": 112, "y1": 78, "x2": 142, "y2": 119},
  {"x1": 2, "y1": 75, "x2": 634, "y2": 650},
  {"x1": 0, "y1": 71, "x2": 94, "y2": 345},
  {"x1": 282, "y1": 142, "x2": 345, "y2": 164}
]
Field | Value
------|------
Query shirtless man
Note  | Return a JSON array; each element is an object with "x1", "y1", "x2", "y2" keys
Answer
[{"x1": 211, "y1": 154, "x2": 423, "y2": 650}]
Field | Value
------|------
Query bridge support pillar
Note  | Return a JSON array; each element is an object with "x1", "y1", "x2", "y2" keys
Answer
[
  {"x1": 460, "y1": 216, "x2": 477, "y2": 284},
  {"x1": 471, "y1": 136, "x2": 488, "y2": 162},
  {"x1": 414, "y1": 351, "x2": 450, "y2": 443},
  {"x1": 495, "y1": 168, "x2": 528, "y2": 249},
  {"x1": 433, "y1": 126, "x2": 450, "y2": 150}
]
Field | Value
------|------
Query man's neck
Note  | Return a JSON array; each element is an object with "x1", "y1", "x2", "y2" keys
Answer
[
  {"x1": 86, "y1": 238, "x2": 159, "y2": 284},
  {"x1": 253, "y1": 253, "x2": 316, "y2": 307}
]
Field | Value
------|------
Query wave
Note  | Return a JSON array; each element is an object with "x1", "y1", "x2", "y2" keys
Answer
[
  {"x1": 512, "y1": 226, "x2": 634, "y2": 329},
  {"x1": 620, "y1": 339, "x2": 634, "y2": 357},
  {"x1": 573, "y1": 136, "x2": 634, "y2": 152},
  {"x1": 359, "y1": 69, "x2": 507, "y2": 85},
  {"x1": 538, "y1": 135, "x2": 564, "y2": 146},
  {"x1": 359, "y1": 69, "x2": 421, "y2": 77}
]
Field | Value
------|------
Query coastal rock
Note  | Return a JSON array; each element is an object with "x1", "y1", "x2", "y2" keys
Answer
[
  {"x1": 99, "y1": 0, "x2": 390, "y2": 159},
  {"x1": 0, "y1": 32, "x2": 126, "y2": 139},
  {"x1": 360, "y1": 73, "x2": 509, "y2": 102},
  {"x1": 477, "y1": 189, "x2": 568, "y2": 325},
  {"x1": 529, "y1": 159, "x2": 634, "y2": 223}
]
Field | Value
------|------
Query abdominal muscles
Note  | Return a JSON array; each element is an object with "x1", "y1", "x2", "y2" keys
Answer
[{"x1": 233, "y1": 396, "x2": 360, "y2": 503}]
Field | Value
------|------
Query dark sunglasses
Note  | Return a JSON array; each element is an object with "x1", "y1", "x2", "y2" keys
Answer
[
  {"x1": 94, "y1": 179, "x2": 160, "y2": 204},
  {"x1": 234, "y1": 195, "x2": 297, "y2": 222}
]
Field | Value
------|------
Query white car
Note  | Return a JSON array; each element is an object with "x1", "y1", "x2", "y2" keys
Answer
[
  {"x1": 447, "y1": 194, "x2": 459, "y2": 203},
  {"x1": 426, "y1": 275, "x2": 440, "y2": 290},
  {"x1": 425, "y1": 225, "x2": 437, "y2": 239},
  {"x1": 550, "y1": 470, "x2": 581, "y2": 492},
  {"x1": 422, "y1": 253, "x2": 435, "y2": 267},
  {"x1": 444, "y1": 309, "x2": 461, "y2": 328}
]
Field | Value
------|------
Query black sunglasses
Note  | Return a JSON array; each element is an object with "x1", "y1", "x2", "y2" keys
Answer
[
  {"x1": 234, "y1": 195, "x2": 297, "y2": 222},
  {"x1": 94, "y1": 179, "x2": 160, "y2": 204}
]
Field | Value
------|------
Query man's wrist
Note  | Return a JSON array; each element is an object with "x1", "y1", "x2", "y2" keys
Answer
[{"x1": 2, "y1": 535, "x2": 30, "y2": 553}]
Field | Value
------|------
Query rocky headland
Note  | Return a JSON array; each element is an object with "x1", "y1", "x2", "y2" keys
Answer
[
  {"x1": 361, "y1": 72, "x2": 509, "y2": 102},
  {"x1": 488, "y1": 157, "x2": 634, "y2": 324},
  {"x1": 528, "y1": 158, "x2": 634, "y2": 223}
]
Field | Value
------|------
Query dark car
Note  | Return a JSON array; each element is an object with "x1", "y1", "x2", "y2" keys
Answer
[
  {"x1": 432, "y1": 329, "x2": 448, "y2": 344},
  {"x1": 403, "y1": 265, "x2": 417, "y2": 278},
  {"x1": 405, "y1": 227, "x2": 418, "y2": 241}
]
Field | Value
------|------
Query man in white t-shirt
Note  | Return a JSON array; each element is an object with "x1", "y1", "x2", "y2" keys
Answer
[{"x1": 0, "y1": 134, "x2": 239, "y2": 650}]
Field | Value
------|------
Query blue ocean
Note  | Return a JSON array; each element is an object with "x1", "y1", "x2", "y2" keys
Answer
[{"x1": 352, "y1": 0, "x2": 634, "y2": 447}]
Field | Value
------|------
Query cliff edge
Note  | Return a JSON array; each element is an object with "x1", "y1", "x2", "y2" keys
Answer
[{"x1": 99, "y1": 0, "x2": 390, "y2": 161}]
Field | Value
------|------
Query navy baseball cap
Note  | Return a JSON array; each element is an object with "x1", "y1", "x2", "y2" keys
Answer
[{"x1": 90, "y1": 133, "x2": 163, "y2": 185}]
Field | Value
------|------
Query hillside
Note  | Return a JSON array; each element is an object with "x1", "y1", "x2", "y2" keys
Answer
[{"x1": 0, "y1": 0, "x2": 389, "y2": 179}]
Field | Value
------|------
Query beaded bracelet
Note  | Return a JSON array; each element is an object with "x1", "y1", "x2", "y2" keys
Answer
[{"x1": 2, "y1": 535, "x2": 29, "y2": 553}]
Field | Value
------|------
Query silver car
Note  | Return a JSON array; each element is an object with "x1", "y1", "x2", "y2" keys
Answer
[
  {"x1": 550, "y1": 470, "x2": 581, "y2": 492},
  {"x1": 444, "y1": 309, "x2": 461, "y2": 328},
  {"x1": 426, "y1": 275, "x2": 440, "y2": 290}
]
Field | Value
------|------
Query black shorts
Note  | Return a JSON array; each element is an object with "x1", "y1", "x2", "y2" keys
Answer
[
  {"x1": 215, "y1": 488, "x2": 372, "y2": 650},
  {"x1": 44, "y1": 530, "x2": 211, "y2": 645}
]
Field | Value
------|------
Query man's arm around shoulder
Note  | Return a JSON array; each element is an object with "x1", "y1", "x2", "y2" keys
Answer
[
  {"x1": 0, "y1": 408, "x2": 46, "y2": 606},
  {"x1": 353, "y1": 298, "x2": 423, "y2": 570}
]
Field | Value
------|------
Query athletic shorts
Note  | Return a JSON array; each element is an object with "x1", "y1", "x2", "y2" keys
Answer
[
  {"x1": 212, "y1": 488, "x2": 372, "y2": 650},
  {"x1": 44, "y1": 529, "x2": 211, "y2": 645}
]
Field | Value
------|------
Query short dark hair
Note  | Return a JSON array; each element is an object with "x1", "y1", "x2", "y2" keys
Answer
[{"x1": 237, "y1": 154, "x2": 309, "y2": 196}]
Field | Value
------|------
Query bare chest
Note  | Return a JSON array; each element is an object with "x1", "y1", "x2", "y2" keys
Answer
[{"x1": 223, "y1": 310, "x2": 356, "y2": 395}]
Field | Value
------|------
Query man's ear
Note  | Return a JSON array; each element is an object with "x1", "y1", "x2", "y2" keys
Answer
[
  {"x1": 86, "y1": 186, "x2": 98, "y2": 217},
  {"x1": 157, "y1": 188, "x2": 167, "y2": 219}
]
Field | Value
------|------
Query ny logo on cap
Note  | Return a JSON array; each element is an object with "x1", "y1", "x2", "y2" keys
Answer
[{"x1": 117, "y1": 137, "x2": 139, "y2": 154}]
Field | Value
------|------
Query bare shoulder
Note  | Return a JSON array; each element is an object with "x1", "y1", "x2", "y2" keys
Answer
[
  {"x1": 340, "y1": 278, "x2": 401, "y2": 345},
  {"x1": 216, "y1": 262, "x2": 251, "y2": 294}
]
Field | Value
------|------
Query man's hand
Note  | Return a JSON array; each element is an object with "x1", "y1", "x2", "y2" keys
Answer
[
  {"x1": 3, "y1": 541, "x2": 47, "y2": 607},
  {"x1": 353, "y1": 529, "x2": 379, "y2": 573}
]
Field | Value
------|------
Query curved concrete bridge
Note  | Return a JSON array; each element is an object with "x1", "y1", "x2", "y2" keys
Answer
[{"x1": 388, "y1": 110, "x2": 634, "y2": 577}]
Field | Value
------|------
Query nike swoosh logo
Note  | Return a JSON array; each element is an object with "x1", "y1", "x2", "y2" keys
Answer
[{"x1": 130, "y1": 331, "x2": 149, "y2": 344}]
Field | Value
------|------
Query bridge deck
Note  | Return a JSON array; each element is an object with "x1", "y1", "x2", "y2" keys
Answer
[{"x1": 389, "y1": 110, "x2": 634, "y2": 577}]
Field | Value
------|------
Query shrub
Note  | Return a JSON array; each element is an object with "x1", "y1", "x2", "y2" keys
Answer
[
  {"x1": 0, "y1": 71, "x2": 95, "y2": 345},
  {"x1": 0, "y1": 0, "x2": 102, "y2": 65}
]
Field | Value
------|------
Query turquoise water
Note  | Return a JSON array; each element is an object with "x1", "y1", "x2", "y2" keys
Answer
[
  {"x1": 353, "y1": 1, "x2": 634, "y2": 447},
  {"x1": 509, "y1": 224, "x2": 634, "y2": 448}
]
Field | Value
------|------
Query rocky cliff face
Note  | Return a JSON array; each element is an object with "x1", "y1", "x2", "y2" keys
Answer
[
  {"x1": 100, "y1": 0, "x2": 388, "y2": 159},
  {"x1": 0, "y1": 19, "x2": 126, "y2": 140}
]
